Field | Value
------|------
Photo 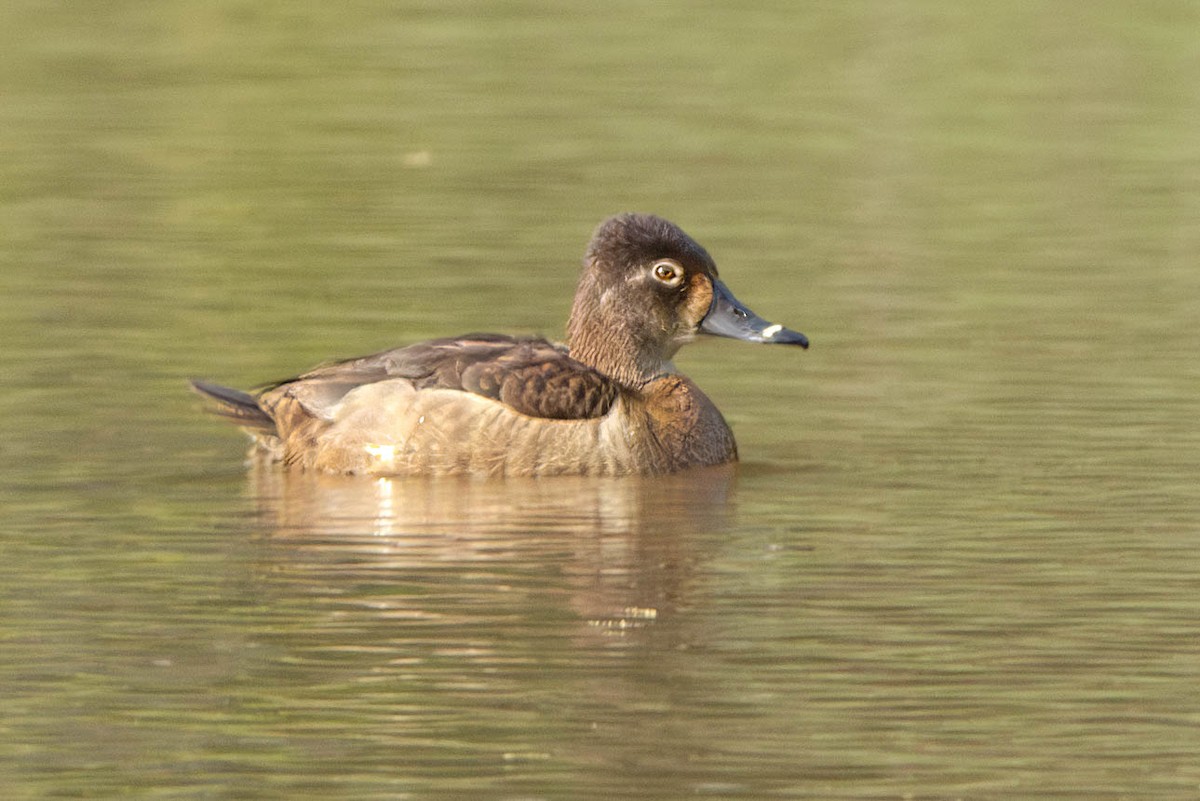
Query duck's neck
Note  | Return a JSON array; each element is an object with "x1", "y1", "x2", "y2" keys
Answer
[
  {"x1": 566, "y1": 294, "x2": 669, "y2": 388},
  {"x1": 567, "y1": 326, "x2": 664, "y2": 388}
]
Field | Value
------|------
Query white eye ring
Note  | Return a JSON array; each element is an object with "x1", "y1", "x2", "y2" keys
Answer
[{"x1": 651, "y1": 260, "x2": 684, "y2": 285}]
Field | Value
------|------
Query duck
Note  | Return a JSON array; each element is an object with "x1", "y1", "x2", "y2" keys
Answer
[{"x1": 193, "y1": 213, "x2": 808, "y2": 476}]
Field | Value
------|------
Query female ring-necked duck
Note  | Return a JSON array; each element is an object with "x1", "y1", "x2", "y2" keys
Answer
[{"x1": 194, "y1": 213, "x2": 808, "y2": 476}]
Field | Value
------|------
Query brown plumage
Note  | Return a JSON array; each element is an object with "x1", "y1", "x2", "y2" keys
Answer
[{"x1": 193, "y1": 213, "x2": 808, "y2": 476}]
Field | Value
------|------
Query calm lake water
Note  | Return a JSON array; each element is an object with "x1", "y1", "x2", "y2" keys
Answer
[{"x1": 3, "y1": 1, "x2": 1199, "y2": 799}]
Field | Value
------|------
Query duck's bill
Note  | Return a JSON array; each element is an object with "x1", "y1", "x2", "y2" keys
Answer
[{"x1": 700, "y1": 280, "x2": 809, "y2": 348}]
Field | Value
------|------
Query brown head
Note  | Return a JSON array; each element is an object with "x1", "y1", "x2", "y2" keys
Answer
[{"x1": 566, "y1": 213, "x2": 808, "y2": 387}]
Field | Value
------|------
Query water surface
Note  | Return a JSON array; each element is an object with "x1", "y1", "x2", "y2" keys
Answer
[{"x1": 2, "y1": 1, "x2": 1199, "y2": 799}]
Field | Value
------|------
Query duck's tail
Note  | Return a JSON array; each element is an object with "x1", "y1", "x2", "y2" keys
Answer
[{"x1": 190, "y1": 380, "x2": 276, "y2": 433}]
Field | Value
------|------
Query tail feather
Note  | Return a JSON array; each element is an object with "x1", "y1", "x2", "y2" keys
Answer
[{"x1": 190, "y1": 379, "x2": 276, "y2": 432}]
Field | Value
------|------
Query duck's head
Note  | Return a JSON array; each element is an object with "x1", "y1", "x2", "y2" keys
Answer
[{"x1": 566, "y1": 213, "x2": 808, "y2": 387}]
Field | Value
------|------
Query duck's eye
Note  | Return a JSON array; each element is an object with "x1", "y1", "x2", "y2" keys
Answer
[{"x1": 652, "y1": 260, "x2": 683, "y2": 284}]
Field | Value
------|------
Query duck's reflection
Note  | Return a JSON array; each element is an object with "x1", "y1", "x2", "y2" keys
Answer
[
  {"x1": 240, "y1": 462, "x2": 743, "y2": 785},
  {"x1": 248, "y1": 458, "x2": 736, "y2": 642}
]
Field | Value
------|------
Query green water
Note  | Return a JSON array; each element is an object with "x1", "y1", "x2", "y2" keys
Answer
[{"x1": 3, "y1": 1, "x2": 1199, "y2": 798}]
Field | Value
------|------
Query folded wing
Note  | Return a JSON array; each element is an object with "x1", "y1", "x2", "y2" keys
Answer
[{"x1": 260, "y1": 334, "x2": 620, "y2": 422}]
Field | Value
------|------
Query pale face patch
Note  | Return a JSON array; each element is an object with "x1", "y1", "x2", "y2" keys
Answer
[{"x1": 682, "y1": 273, "x2": 715, "y2": 329}]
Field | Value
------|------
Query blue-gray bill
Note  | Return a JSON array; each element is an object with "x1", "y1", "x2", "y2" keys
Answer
[{"x1": 700, "y1": 279, "x2": 809, "y2": 348}]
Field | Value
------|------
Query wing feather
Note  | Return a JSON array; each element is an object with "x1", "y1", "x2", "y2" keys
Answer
[{"x1": 262, "y1": 334, "x2": 618, "y2": 421}]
